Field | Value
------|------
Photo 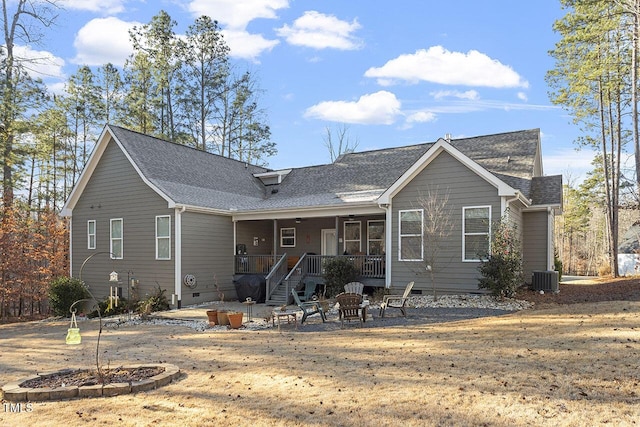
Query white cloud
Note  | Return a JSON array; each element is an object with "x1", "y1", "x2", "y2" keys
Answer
[
  {"x1": 364, "y1": 46, "x2": 529, "y2": 88},
  {"x1": 276, "y1": 10, "x2": 362, "y2": 50},
  {"x1": 187, "y1": 0, "x2": 285, "y2": 60},
  {"x1": 187, "y1": 0, "x2": 289, "y2": 30},
  {"x1": 71, "y1": 17, "x2": 138, "y2": 67},
  {"x1": 221, "y1": 29, "x2": 279, "y2": 61},
  {"x1": 517, "y1": 91, "x2": 528, "y2": 101},
  {"x1": 304, "y1": 91, "x2": 401, "y2": 125},
  {"x1": 12, "y1": 45, "x2": 65, "y2": 79},
  {"x1": 404, "y1": 111, "x2": 437, "y2": 128},
  {"x1": 431, "y1": 90, "x2": 480, "y2": 100},
  {"x1": 60, "y1": 0, "x2": 126, "y2": 14}
]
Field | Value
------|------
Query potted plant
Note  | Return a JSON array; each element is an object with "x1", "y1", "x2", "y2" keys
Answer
[
  {"x1": 227, "y1": 311, "x2": 243, "y2": 329},
  {"x1": 206, "y1": 310, "x2": 218, "y2": 326},
  {"x1": 217, "y1": 310, "x2": 229, "y2": 326}
]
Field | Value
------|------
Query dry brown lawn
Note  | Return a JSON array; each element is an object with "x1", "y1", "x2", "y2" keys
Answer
[{"x1": 1, "y1": 279, "x2": 640, "y2": 426}]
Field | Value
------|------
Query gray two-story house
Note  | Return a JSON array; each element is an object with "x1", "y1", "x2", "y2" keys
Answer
[{"x1": 61, "y1": 125, "x2": 562, "y2": 308}]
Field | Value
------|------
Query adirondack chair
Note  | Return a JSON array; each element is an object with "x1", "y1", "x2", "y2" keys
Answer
[
  {"x1": 297, "y1": 279, "x2": 319, "y2": 302},
  {"x1": 344, "y1": 281, "x2": 364, "y2": 296},
  {"x1": 336, "y1": 292, "x2": 363, "y2": 328},
  {"x1": 291, "y1": 289, "x2": 326, "y2": 324},
  {"x1": 379, "y1": 282, "x2": 414, "y2": 318}
]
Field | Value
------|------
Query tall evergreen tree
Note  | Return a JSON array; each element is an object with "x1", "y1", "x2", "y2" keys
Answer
[
  {"x1": 63, "y1": 66, "x2": 103, "y2": 179},
  {"x1": 122, "y1": 52, "x2": 157, "y2": 134},
  {"x1": 548, "y1": 0, "x2": 630, "y2": 275},
  {"x1": 177, "y1": 15, "x2": 230, "y2": 151},
  {"x1": 97, "y1": 63, "x2": 124, "y2": 124},
  {"x1": 129, "y1": 10, "x2": 180, "y2": 141}
]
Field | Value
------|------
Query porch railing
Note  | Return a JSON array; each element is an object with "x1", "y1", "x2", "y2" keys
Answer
[
  {"x1": 305, "y1": 255, "x2": 385, "y2": 278},
  {"x1": 235, "y1": 255, "x2": 276, "y2": 275},
  {"x1": 264, "y1": 254, "x2": 288, "y2": 302},
  {"x1": 235, "y1": 254, "x2": 385, "y2": 278}
]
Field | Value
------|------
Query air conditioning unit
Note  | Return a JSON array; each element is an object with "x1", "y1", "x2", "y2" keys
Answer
[{"x1": 531, "y1": 270, "x2": 559, "y2": 293}]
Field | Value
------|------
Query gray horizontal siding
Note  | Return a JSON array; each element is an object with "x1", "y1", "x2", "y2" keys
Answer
[
  {"x1": 522, "y1": 210, "x2": 550, "y2": 282},
  {"x1": 71, "y1": 137, "x2": 175, "y2": 303},
  {"x1": 390, "y1": 151, "x2": 502, "y2": 294},
  {"x1": 180, "y1": 212, "x2": 234, "y2": 305}
]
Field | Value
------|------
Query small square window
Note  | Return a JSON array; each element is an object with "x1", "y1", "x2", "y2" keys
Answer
[{"x1": 281, "y1": 227, "x2": 296, "y2": 247}]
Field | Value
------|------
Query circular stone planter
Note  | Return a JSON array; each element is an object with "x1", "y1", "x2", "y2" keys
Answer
[{"x1": 1, "y1": 363, "x2": 180, "y2": 402}]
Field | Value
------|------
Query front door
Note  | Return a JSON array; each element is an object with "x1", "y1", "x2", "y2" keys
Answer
[{"x1": 321, "y1": 229, "x2": 337, "y2": 256}]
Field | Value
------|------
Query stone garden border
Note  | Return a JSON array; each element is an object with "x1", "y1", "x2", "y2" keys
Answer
[{"x1": 1, "y1": 363, "x2": 180, "y2": 402}]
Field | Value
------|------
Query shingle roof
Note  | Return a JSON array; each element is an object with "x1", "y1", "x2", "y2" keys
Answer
[
  {"x1": 109, "y1": 125, "x2": 269, "y2": 210},
  {"x1": 107, "y1": 125, "x2": 561, "y2": 212},
  {"x1": 530, "y1": 175, "x2": 563, "y2": 206}
]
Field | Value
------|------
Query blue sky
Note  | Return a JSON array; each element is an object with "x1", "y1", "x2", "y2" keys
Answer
[{"x1": 23, "y1": 0, "x2": 603, "y2": 182}]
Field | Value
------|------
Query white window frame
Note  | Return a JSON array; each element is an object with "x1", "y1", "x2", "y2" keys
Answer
[
  {"x1": 280, "y1": 227, "x2": 296, "y2": 247},
  {"x1": 399, "y1": 209, "x2": 423, "y2": 261},
  {"x1": 343, "y1": 221, "x2": 362, "y2": 254},
  {"x1": 462, "y1": 206, "x2": 491, "y2": 262},
  {"x1": 367, "y1": 220, "x2": 385, "y2": 255},
  {"x1": 155, "y1": 215, "x2": 171, "y2": 260},
  {"x1": 87, "y1": 220, "x2": 96, "y2": 250},
  {"x1": 110, "y1": 218, "x2": 123, "y2": 259}
]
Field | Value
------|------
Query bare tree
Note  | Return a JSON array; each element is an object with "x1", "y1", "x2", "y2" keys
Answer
[
  {"x1": 323, "y1": 123, "x2": 359, "y2": 162},
  {"x1": 403, "y1": 186, "x2": 455, "y2": 300}
]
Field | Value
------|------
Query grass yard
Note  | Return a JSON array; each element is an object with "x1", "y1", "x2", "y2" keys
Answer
[{"x1": 1, "y1": 281, "x2": 639, "y2": 426}]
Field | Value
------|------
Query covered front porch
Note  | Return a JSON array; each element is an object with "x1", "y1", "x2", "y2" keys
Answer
[{"x1": 232, "y1": 210, "x2": 388, "y2": 305}]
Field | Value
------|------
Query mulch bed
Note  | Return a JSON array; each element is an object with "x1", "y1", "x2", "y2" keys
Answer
[
  {"x1": 20, "y1": 366, "x2": 165, "y2": 389},
  {"x1": 516, "y1": 277, "x2": 640, "y2": 307}
]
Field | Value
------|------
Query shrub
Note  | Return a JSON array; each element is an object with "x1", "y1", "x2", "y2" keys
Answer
[
  {"x1": 322, "y1": 257, "x2": 359, "y2": 298},
  {"x1": 87, "y1": 297, "x2": 130, "y2": 319},
  {"x1": 137, "y1": 285, "x2": 170, "y2": 316},
  {"x1": 48, "y1": 276, "x2": 89, "y2": 317},
  {"x1": 478, "y1": 217, "x2": 523, "y2": 299}
]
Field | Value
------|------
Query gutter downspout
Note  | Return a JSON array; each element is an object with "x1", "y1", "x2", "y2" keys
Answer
[
  {"x1": 175, "y1": 206, "x2": 186, "y2": 308},
  {"x1": 68, "y1": 216, "x2": 73, "y2": 276},
  {"x1": 547, "y1": 206, "x2": 554, "y2": 270}
]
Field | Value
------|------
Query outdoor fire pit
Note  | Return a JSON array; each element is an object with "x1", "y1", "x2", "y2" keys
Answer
[{"x1": 1, "y1": 363, "x2": 180, "y2": 402}]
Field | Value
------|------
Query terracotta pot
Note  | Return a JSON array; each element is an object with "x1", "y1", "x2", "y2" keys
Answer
[
  {"x1": 217, "y1": 310, "x2": 229, "y2": 326},
  {"x1": 227, "y1": 312, "x2": 243, "y2": 329},
  {"x1": 206, "y1": 310, "x2": 218, "y2": 326}
]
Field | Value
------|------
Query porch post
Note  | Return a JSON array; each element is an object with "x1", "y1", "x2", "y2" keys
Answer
[
  {"x1": 382, "y1": 203, "x2": 392, "y2": 288},
  {"x1": 233, "y1": 220, "x2": 237, "y2": 254},
  {"x1": 335, "y1": 216, "x2": 340, "y2": 255},
  {"x1": 273, "y1": 219, "x2": 278, "y2": 261}
]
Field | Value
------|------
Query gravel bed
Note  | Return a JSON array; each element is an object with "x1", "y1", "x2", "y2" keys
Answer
[{"x1": 108, "y1": 294, "x2": 531, "y2": 332}]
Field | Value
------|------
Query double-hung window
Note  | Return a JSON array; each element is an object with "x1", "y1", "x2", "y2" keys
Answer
[
  {"x1": 87, "y1": 220, "x2": 96, "y2": 250},
  {"x1": 156, "y1": 215, "x2": 171, "y2": 260},
  {"x1": 399, "y1": 209, "x2": 423, "y2": 261},
  {"x1": 110, "y1": 218, "x2": 123, "y2": 259},
  {"x1": 280, "y1": 227, "x2": 296, "y2": 247},
  {"x1": 367, "y1": 220, "x2": 385, "y2": 255},
  {"x1": 344, "y1": 221, "x2": 361, "y2": 254},
  {"x1": 463, "y1": 206, "x2": 491, "y2": 261}
]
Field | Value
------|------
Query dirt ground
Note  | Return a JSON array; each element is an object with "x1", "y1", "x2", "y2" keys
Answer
[{"x1": 1, "y1": 277, "x2": 639, "y2": 426}]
